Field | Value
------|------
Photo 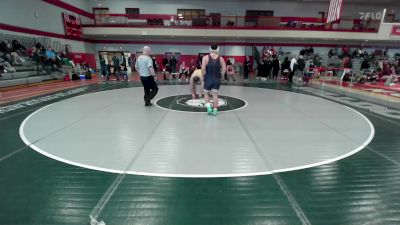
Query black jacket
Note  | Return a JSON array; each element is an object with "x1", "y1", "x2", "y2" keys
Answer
[{"x1": 281, "y1": 59, "x2": 290, "y2": 73}]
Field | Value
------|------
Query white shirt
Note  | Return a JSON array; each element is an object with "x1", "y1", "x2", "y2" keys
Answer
[
  {"x1": 290, "y1": 58, "x2": 297, "y2": 72},
  {"x1": 135, "y1": 55, "x2": 153, "y2": 77}
]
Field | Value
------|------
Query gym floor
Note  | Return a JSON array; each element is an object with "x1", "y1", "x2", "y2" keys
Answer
[{"x1": 1, "y1": 80, "x2": 400, "y2": 225}]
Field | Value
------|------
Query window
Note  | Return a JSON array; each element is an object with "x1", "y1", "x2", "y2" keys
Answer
[
  {"x1": 177, "y1": 9, "x2": 206, "y2": 20},
  {"x1": 93, "y1": 8, "x2": 109, "y2": 25},
  {"x1": 245, "y1": 10, "x2": 274, "y2": 24},
  {"x1": 246, "y1": 10, "x2": 274, "y2": 17},
  {"x1": 125, "y1": 8, "x2": 140, "y2": 18}
]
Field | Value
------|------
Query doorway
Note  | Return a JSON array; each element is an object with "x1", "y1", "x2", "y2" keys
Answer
[{"x1": 93, "y1": 8, "x2": 109, "y2": 25}]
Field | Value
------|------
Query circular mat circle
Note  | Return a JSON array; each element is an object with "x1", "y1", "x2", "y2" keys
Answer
[{"x1": 20, "y1": 85, "x2": 374, "y2": 178}]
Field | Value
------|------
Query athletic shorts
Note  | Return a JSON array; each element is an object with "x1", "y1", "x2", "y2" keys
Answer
[{"x1": 204, "y1": 77, "x2": 220, "y2": 92}]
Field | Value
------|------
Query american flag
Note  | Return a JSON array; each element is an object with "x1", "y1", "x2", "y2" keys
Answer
[{"x1": 326, "y1": 0, "x2": 344, "y2": 23}]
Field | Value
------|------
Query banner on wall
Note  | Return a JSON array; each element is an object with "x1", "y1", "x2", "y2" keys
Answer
[
  {"x1": 391, "y1": 25, "x2": 400, "y2": 36},
  {"x1": 62, "y1": 13, "x2": 82, "y2": 39}
]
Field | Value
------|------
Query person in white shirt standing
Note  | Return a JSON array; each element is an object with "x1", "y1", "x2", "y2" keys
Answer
[
  {"x1": 135, "y1": 46, "x2": 158, "y2": 106},
  {"x1": 289, "y1": 56, "x2": 298, "y2": 83}
]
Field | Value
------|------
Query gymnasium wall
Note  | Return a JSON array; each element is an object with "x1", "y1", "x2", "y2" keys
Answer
[
  {"x1": 0, "y1": 0, "x2": 77, "y2": 35},
  {"x1": 60, "y1": 0, "x2": 92, "y2": 12},
  {"x1": 89, "y1": 0, "x2": 398, "y2": 19},
  {"x1": 0, "y1": 0, "x2": 96, "y2": 66}
]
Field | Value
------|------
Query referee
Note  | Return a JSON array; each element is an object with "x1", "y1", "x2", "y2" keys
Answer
[{"x1": 135, "y1": 46, "x2": 158, "y2": 106}]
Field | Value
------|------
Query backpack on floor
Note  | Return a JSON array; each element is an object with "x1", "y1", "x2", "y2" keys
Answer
[{"x1": 71, "y1": 73, "x2": 79, "y2": 80}]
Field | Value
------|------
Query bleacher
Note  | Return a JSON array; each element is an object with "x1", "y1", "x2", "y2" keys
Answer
[{"x1": 0, "y1": 33, "x2": 64, "y2": 88}]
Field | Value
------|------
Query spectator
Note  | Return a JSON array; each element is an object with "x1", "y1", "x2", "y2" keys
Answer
[
  {"x1": 308, "y1": 46, "x2": 314, "y2": 56},
  {"x1": 383, "y1": 47, "x2": 389, "y2": 57},
  {"x1": 361, "y1": 59, "x2": 370, "y2": 70},
  {"x1": 300, "y1": 47, "x2": 306, "y2": 56},
  {"x1": 265, "y1": 58, "x2": 273, "y2": 80},
  {"x1": 119, "y1": 65, "x2": 128, "y2": 80},
  {"x1": 342, "y1": 45, "x2": 349, "y2": 56},
  {"x1": 226, "y1": 60, "x2": 235, "y2": 82},
  {"x1": 128, "y1": 54, "x2": 136, "y2": 71},
  {"x1": 119, "y1": 53, "x2": 128, "y2": 78},
  {"x1": 74, "y1": 63, "x2": 82, "y2": 76},
  {"x1": 55, "y1": 52, "x2": 63, "y2": 67},
  {"x1": 328, "y1": 55, "x2": 341, "y2": 76},
  {"x1": 120, "y1": 52, "x2": 127, "y2": 69},
  {"x1": 0, "y1": 40, "x2": 25, "y2": 65},
  {"x1": 297, "y1": 55, "x2": 305, "y2": 73},
  {"x1": 12, "y1": 40, "x2": 27, "y2": 56},
  {"x1": 281, "y1": 57, "x2": 290, "y2": 76},
  {"x1": 289, "y1": 56, "x2": 298, "y2": 83},
  {"x1": 340, "y1": 55, "x2": 352, "y2": 81},
  {"x1": 162, "y1": 56, "x2": 170, "y2": 80},
  {"x1": 81, "y1": 61, "x2": 92, "y2": 79},
  {"x1": 35, "y1": 42, "x2": 43, "y2": 49},
  {"x1": 112, "y1": 55, "x2": 120, "y2": 74},
  {"x1": 0, "y1": 56, "x2": 16, "y2": 73},
  {"x1": 272, "y1": 56, "x2": 280, "y2": 79},
  {"x1": 312, "y1": 55, "x2": 322, "y2": 78},
  {"x1": 45, "y1": 47, "x2": 56, "y2": 62},
  {"x1": 313, "y1": 55, "x2": 322, "y2": 67},
  {"x1": 196, "y1": 55, "x2": 202, "y2": 69},
  {"x1": 34, "y1": 45, "x2": 45, "y2": 66},
  {"x1": 244, "y1": 56, "x2": 251, "y2": 80},
  {"x1": 328, "y1": 48, "x2": 336, "y2": 58},
  {"x1": 0, "y1": 41, "x2": 9, "y2": 54},
  {"x1": 100, "y1": 56, "x2": 108, "y2": 77},
  {"x1": 257, "y1": 59, "x2": 266, "y2": 80},
  {"x1": 170, "y1": 54, "x2": 177, "y2": 74},
  {"x1": 178, "y1": 61, "x2": 189, "y2": 82},
  {"x1": 381, "y1": 57, "x2": 391, "y2": 75},
  {"x1": 28, "y1": 46, "x2": 37, "y2": 59},
  {"x1": 61, "y1": 53, "x2": 73, "y2": 79},
  {"x1": 342, "y1": 55, "x2": 352, "y2": 68},
  {"x1": 269, "y1": 46, "x2": 277, "y2": 57},
  {"x1": 189, "y1": 59, "x2": 196, "y2": 74},
  {"x1": 152, "y1": 56, "x2": 158, "y2": 73},
  {"x1": 396, "y1": 58, "x2": 400, "y2": 74},
  {"x1": 352, "y1": 48, "x2": 364, "y2": 58}
]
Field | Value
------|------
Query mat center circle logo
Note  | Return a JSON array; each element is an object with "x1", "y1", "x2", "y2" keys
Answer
[
  {"x1": 156, "y1": 95, "x2": 246, "y2": 112},
  {"x1": 179, "y1": 98, "x2": 228, "y2": 108}
]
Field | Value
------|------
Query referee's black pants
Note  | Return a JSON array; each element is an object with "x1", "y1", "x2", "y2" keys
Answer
[{"x1": 140, "y1": 76, "x2": 158, "y2": 103}]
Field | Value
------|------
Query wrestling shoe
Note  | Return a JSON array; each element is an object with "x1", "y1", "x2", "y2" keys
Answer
[{"x1": 212, "y1": 108, "x2": 218, "y2": 116}]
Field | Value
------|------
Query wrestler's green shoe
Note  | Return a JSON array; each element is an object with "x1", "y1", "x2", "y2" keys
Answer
[
  {"x1": 207, "y1": 104, "x2": 213, "y2": 115},
  {"x1": 212, "y1": 108, "x2": 218, "y2": 116}
]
